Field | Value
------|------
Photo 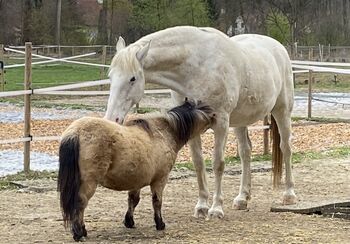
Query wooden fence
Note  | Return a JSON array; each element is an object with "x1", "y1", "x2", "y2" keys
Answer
[{"x1": 1, "y1": 43, "x2": 350, "y2": 172}]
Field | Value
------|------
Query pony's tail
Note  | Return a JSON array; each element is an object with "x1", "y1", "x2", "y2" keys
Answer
[
  {"x1": 271, "y1": 115, "x2": 283, "y2": 188},
  {"x1": 57, "y1": 134, "x2": 81, "y2": 228}
]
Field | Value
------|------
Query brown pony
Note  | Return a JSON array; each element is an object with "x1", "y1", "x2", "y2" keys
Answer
[{"x1": 57, "y1": 101, "x2": 214, "y2": 241}]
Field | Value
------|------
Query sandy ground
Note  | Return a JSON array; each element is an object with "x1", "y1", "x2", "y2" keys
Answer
[{"x1": 0, "y1": 158, "x2": 349, "y2": 244}]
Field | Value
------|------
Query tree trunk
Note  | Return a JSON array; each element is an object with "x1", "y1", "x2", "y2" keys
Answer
[
  {"x1": 55, "y1": 0, "x2": 62, "y2": 45},
  {"x1": 97, "y1": 0, "x2": 108, "y2": 44},
  {"x1": 22, "y1": 0, "x2": 32, "y2": 43}
]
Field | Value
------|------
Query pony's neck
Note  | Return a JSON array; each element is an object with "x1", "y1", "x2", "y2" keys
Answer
[{"x1": 150, "y1": 117, "x2": 186, "y2": 153}]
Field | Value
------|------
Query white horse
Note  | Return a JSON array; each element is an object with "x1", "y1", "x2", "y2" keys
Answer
[{"x1": 104, "y1": 26, "x2": 296, "y2": 219}]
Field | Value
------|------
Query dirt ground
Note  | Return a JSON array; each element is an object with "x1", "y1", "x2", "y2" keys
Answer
[{"x1": 0, "y1": 158, "x2": 349, "y2": 244}]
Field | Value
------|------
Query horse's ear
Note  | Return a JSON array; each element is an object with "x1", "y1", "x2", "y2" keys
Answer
[
  {"x1": 116, "y1": 36, "x2": 126, "y2": 53},
  {"x1": 136, "y1": 40, "x2": 151, "y2": 65}
]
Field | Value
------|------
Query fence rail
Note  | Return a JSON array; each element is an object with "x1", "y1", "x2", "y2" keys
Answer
[{"x1": 1, "y1": 43, "x2": 350, "y2": 172}]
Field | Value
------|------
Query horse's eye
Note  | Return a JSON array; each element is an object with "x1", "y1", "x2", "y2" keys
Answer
[{"x1": 130, "y1": 76, "x2": 136, "y2": 82}]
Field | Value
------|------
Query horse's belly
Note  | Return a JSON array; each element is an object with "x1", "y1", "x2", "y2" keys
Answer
[{"x1": 229, "y1": 100, "x2": 276, "y2": 127}]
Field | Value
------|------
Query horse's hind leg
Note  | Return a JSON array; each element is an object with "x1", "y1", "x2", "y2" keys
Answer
[
  {"x1": 72, "y1": 180, "x2": 97, "y2": 241},
  {"x1": 233, "y1": 127, "x2": 252, "y2": 210},
  {"x1": 150, "y1": 181, "x2": 166, "y2": 230},
  {"x1": 271, "y1": 109, "x2": 297, "y2": 205},
  {"x1": 124, "y1": 189, "x2": 141, "y2": 228},
  {"x1": 189, "y1": 136, "x2": 210, "y2": 218}
]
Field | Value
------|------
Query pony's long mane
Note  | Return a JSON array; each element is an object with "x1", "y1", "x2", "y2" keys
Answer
[
  {"x1": 166, "y1": 101, "x2": 212, "y2": 145},
  {"x1": 125, "y1": 101, "x2": 212, "y2": 143}
]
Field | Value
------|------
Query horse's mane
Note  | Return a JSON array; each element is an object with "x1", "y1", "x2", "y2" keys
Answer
[{"x1": 166, "y1": 101, "x2": 212, "y2": 145}]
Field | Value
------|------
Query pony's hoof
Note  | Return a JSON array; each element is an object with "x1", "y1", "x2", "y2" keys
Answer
[
  {"x1": 124, "y1": 215, "x2": 135, "y2": 228},
  {"x1": 233, "y1": 199, "x2": 248, "y2": 210},
  {"x1": 73, "y1": 234, "x2": 86, "y2": 242},
  {"x1": 82, "y1": 225, "x2": 87, "y2": 237},
  {"x1": 72, "y1": 223, "x2": 87, "y2": 242},
  {"x1": 194, "y1": 205, "x2": 209, "y2": 218},
  {"x1": 208, "y1": 206, "x2": 224, "y2": 219},
  {"x1": 282, "y1": 192, "x2": 297, "y2": 205},
  {"x1": 156, "y1": 221, "x2": 165, "y2": 230}
]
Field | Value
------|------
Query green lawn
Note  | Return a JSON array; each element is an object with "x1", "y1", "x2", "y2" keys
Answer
[
  {"x1": 294, "y1": 73, "x2": 350, "y2": 92},
  {"x1": 3, "y1": 63, "x2": 350, "y2": 92},
  {"x1": 4, "y1": 63, "x2": 108, "y2": 91}
]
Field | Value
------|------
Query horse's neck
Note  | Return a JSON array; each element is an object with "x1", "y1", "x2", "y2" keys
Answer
[
  {"x1": 134, "y1": 35, "x2": 200, "y2": 96},
  {"x1": 144, "y1": 47, "x2": 190, "y2": 95}
]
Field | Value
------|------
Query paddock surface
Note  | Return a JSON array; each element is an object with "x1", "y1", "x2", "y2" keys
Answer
[{"x1": 0, "y1": 158, "x2": 349, "y2": 243}]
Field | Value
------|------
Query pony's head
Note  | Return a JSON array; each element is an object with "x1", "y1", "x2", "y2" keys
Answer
[
  {"x1": 166, "y1": 100, "x2": 215, "y2": 146},
  {"x1": 105, "y1": 37, "x2": 151, "y2": 123}
]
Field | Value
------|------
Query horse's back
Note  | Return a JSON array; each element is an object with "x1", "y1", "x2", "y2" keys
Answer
[{"x1": 231, "y1": 34, "x2": 291, "y2": 77}]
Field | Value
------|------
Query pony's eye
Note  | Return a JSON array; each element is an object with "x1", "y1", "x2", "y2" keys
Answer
[{"x1": 130, "y1": 76, "x2": 136, "y2": 82}]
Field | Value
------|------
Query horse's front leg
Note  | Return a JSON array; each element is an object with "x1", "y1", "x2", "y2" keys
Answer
[
  {"x1": 150, "y1": 181, "x2": 166, "y2": 230},
  {"x1": 124, "y1": 189, "x2": 141, "y2": 228},
  {"x1": 189, "y1": 136, "x2": 210, "y2": 218},
  {"x1": 208, "y1": 117, "x2": 229, "y2": 218},
  {"x1": 233, "y1": 127, "x2": 252, "y2": 210}
]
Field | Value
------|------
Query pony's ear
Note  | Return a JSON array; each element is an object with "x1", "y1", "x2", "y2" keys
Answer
[
  {"x1": 116, "y1": 36, "x2": 126, "y2": 53},
  {"x1": 136, "y1": 40, "x2": 151, "y2": 65}
]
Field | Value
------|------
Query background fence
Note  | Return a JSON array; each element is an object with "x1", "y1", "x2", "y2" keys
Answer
[{"x1": 1, "y1": 42, "x2": 350, "y2": 172}]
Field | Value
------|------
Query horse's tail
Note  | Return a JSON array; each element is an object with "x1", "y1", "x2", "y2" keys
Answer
[
  {"x1": 57, "y1": 134, "x2": 81, "y2": 228},
  {"x1": 271, "y1": 115, "x2": 283, "y2": 187}
]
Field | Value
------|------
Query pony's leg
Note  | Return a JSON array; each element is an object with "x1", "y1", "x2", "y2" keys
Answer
[
  {"x1": 72, "y1": 180, "x2": 97, "y2": 241},
  {"x1": 208, "y1": 118, "x2": 229, "y2": 218},
  {"x1": 189, "y1": 136, "x2": 210, "y2": 218},
  {"x1": 150, "y1": 181, "x2": 166, "y2": 230},
  {"x1": 271, "y1": 110, "x2": 297, "y2": 205},
  {"x1": 233, "y1": 127, "x2": 252, "y2": 210},
  {"x1": 124, "y1": 189, "x2": 141, "y2": 228}
]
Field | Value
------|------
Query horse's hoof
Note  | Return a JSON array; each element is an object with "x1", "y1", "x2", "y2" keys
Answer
[
  {"x1": 233, "y1": 199, "x2": 248, "y2": 210},
  {"x1": 208, "y1": 206, "x2": 224, "y2": 219},
  {"x1": 194, "y1": 205, "x2": 209, "y2": 218},
  {"x1": 156, "y1": 221, "x2": 165, "y2": 231},
  {"x1": 282, "y1": 192, "x2": 297, "y2": 205}
]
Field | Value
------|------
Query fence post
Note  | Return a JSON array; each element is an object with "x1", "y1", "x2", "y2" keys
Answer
[
  {"x1": 0, "y1": 44, "x2": 4, "y2": 92},
  {"x1": 308, "y1": 70, "x2": 313, "y2": 120},
  {"x1": 263, "y1": 115, "x2": 269, "y2": 155},
  {"x1": 100, "y1": 45, "x2": 107, "y2": 90},
  {"x1": 100, "y1": 45, "x2": 107, "y2": 78},
  {"x1": 24, "y1": 42, "x2": 32, "y2": 173}
]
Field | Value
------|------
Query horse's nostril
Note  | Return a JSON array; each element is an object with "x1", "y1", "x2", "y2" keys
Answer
[{"x1": 115, "y1": 118, "x2": 119, "y2": 123}]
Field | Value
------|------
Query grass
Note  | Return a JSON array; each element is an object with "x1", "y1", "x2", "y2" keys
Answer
[
  {"x1": 4, "y1": 63, "x2": 107, "y2": 91},
  {"x1": 295, "y1": 73, "x2": 350, "y2": 92},
  {"x1": 0, "y1": 170, "x2": 57, "y2": 190},
  {"x1": 174, "y1": 146, "x2": 350, "y2": 170},
  {"x1": 292, "y1": 116, "x2": 350, "y2": 123}
]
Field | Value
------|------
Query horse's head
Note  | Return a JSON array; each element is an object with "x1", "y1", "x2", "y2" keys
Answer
[{"x1": 104, "y1": 37, "x2": 151, "y2": 123}]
